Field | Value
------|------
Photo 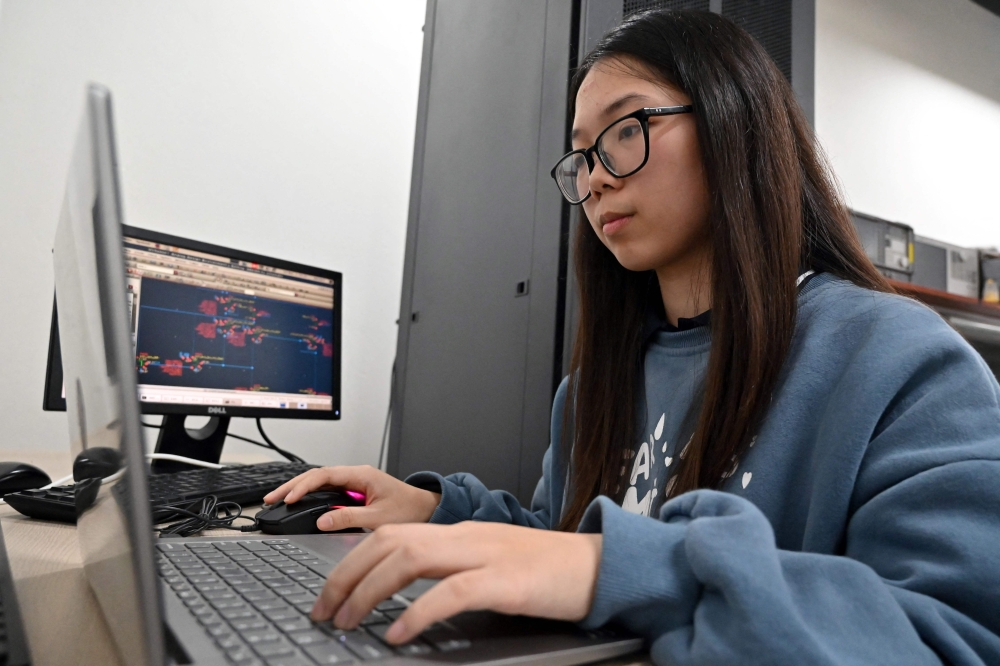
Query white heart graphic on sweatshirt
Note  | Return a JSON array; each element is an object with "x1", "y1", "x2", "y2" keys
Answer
[
  {"x1": 664, "y1": 456, "x2": 673, "y2": 468},
  {"x1": 741, "y1": 472, "x2": 752, "y2": 489}
]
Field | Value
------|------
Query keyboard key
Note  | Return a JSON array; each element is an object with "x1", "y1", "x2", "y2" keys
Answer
[
  {"x1": 303, "y1": 642, "x2": 356, "y2": 665},
  {"x1": 256, "y1": 572, "x2": 286, "y2": 582},
  {"x1": 231, "y1": 618, "x2": 269, "y2": 633},
  {"x1": 221, "y1": 609, "x2": 259, "y2": 621},
  {"x1": 243, "y1": 590, "x2": 279, "y2": 602},
  {"x1": 225, "y1": 646, "x2": 263, "y2": 665},
  {"x1": 358, "y1": 611, "x2": 387, "y2": 626},
  {"x1": 204, "y1": 590, "x2": 238, "y2": 601},
  {"x1": 276, "y1": 586, "x2": 308, "y2": 598},
  {"x1": 208, "y1": 624, "x2": 234, "y2": 638},
  {"x1": 282, "y1": 593, "x2": 316, "y2": 606},
  {"x1": 275, "y1": 617, "x2": 312, "y2": 633},
  {"x1": 265, "y1": 655, "x2": 312, "y2": 666},
  {"x1": 379, "y1": 609, "x2": 404, "y2": 621},
  {"x1": 242, "y1": 629, "x2": 282, "y2": 645},
  {"x1": 289, "y1": 630, "x2": 330, "y2": 646},
  {"x1": 374, "y1": 599, "x2": 406, "y2": 612},
  {"x1": 395, "y1": 641, "x2": 432, "y2": 656},
  {"x1": 338, "y1": 631, "x2": 392, "y2": 661},
  {"x1": 263, "y1": 540, "x2": 290, "y2": 545},
  {"x1": 263, "y1": 608, "x2": 301, "y2": 623},
  {"x1": 252, "y1": 599, "x2": 290, "y2": 612},
  {"x1": 209, "y1": 598, "x2": 244, "y2": 610},
  {"x1": 198, "y1": 583, "x2": 231, "y2": 593},
  {"x1": 254, "y1": 641, "x2": 296, "y2": 659},
  {"x1": 217, "y1": 634, "x2": 245, "y2": 650}
]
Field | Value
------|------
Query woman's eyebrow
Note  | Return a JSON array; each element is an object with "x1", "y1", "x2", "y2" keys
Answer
[{"x1": 571, "y1": 92, "x2": 652, "y2": 141}]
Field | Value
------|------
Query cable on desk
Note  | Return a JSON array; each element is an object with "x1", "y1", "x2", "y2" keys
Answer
[
  {"x1": 154, "y1": 495, "x2": 259, "y2": 537},
  {"x1": 140, "y1": 418, "x2": 307, "y2": 465}
]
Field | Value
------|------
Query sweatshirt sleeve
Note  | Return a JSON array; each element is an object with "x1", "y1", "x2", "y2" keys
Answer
[{"x1": 578, "y1": 342, "x2": 1000, "y2": 665}]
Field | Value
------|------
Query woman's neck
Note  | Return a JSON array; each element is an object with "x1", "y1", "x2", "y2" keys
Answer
[{"x1": 655, "y1": 250, "x2": 712, "y2": 326}]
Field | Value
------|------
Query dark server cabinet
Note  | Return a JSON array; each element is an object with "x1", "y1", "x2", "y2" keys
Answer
[
  {"x1": 389, "y1": 0, "x2": 815, "y2": 503},
  {"x1": 387, "y1": 0, "x2": 574, "y2": 502}
]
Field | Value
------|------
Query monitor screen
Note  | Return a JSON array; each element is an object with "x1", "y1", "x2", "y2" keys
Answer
[{"x1": 45, "y1": 225, "x2": 342, "y2": 420}]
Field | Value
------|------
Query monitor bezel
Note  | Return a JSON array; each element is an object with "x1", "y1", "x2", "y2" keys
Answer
[{"x1": 45, "y1": 224, "x2": 343, "y2": 420}]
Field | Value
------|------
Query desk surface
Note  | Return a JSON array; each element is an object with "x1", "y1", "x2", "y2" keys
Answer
[{"x1": 0, "y1": 450, "x2": 650, "y2": 666}]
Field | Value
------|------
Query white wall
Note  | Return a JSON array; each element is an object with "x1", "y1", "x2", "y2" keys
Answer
[
  {"x1": 0, "y1": 1, "x2": 425, "y2": 464},
  {"x1": 816, "y1": 0, "x2": 1000, "y2": 249}
]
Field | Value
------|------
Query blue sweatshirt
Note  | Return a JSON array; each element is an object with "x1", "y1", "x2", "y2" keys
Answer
[{"x1": 406, "y1": 273, "x2": 1000, "y2": 665}]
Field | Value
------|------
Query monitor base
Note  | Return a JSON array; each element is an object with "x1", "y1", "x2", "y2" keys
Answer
[{"x1": 151, "y1": 415, "x2": 230, "y2": 474}]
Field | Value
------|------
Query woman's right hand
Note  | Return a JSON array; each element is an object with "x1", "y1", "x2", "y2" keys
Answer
[{"x1": 262, "y1": 465, "x2": 442, "y2": 532}]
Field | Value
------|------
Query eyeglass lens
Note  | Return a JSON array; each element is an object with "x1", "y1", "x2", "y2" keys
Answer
[{"x1": 555, "y1": 116, "x2": 647, "y2": 203}]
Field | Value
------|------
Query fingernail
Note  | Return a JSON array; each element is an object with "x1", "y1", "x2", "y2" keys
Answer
[
  {"x1": 384, "y1": 621, "x2": 406, "y2": 644},
  {"x1": 334, "y1": 605, "x2": 350, "y2": 628},
  {"x1": 318, "y1": 515, "x2": 332, "y2": 530}
]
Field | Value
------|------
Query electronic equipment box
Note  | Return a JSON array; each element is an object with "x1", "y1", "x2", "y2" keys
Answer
[
  {"x1": 912, "y1": 236, "x2": 981, "y2": 299},
  {"x1": 981, "y1": 251, "x2": 1000, "y2": 303},
  {"x1": 850, "y1": 211, "x2": 914, "y2": 282}
]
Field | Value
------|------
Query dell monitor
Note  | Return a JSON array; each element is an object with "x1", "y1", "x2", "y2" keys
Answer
[{"x1": 45, "y1": 208, "x2": 342, "y2": 472}]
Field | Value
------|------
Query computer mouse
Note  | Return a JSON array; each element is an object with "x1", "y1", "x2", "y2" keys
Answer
[
  {"x1": 0, "y1": 462, "x2": 52, "y2": 497},
  {"x1": 73, "y1": 447, "x2": 122, "y2": 481},
  {"x1": 256, "y1": 490, "x2": 365, "y2": 535}
]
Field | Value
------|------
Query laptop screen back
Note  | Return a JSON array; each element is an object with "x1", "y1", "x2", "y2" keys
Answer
[{"x1": 53, "y1": 83, "x2": 165, "y2": 666}]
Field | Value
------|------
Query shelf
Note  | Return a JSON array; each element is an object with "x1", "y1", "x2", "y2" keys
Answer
[{"x1": 889, "y1": 280, "x2": 1000, "y2": 320}]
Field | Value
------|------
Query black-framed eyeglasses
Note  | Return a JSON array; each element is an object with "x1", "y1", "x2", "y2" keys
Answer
[{"x1": 549, "y1": 105, "x2": 694, "y2": 204}]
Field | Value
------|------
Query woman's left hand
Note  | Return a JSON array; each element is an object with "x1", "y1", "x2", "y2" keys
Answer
[{"x1": 310, "y1": 521, "x2": 603, "y2": 644}]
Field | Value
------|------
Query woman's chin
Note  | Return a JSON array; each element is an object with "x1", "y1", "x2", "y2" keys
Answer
[{"x1": 609, "y1": 246, "x2": 659, "y2": 273}]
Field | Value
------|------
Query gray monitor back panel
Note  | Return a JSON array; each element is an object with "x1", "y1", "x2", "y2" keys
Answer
[{"x1": 388, "y1": 0, "x2": 573, "y2": 502}]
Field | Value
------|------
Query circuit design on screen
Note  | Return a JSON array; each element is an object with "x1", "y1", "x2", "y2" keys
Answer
[{"x1": 134, "y1": 278, "x2": 333, "y2": 396}]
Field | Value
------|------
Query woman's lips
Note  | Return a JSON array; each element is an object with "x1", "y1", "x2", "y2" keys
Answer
[{"x1": 602, "y1": 215, "x2": 632, "y2": 236}]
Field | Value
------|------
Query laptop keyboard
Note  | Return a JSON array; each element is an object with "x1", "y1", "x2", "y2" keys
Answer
[{"x1": 156, "y1": 539, "x2": 472, "y2": 665}]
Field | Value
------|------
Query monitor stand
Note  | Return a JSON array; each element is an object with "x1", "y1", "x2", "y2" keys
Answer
[{"x1": 151, "y1": 415, "x2": 230, "y2": 474}]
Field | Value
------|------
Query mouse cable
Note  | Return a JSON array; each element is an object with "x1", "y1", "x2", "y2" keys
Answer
[
  {"x1": 255, "y1": 419, "x2": 307, "y2": 464},
  {"x1": 154, "y1": 495, "x2": 260, "y2": 537}
]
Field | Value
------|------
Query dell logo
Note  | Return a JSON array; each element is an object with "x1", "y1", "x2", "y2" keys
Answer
[{"x1": 207, "y1": 406, "x2": 227, "y2": 415}]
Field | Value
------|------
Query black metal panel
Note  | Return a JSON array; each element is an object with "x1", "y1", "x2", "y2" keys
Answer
[{"x1": 722, "y1": 0, "x2": 793, "y2": 80}]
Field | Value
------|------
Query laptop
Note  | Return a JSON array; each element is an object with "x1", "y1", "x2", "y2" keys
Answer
[{"x1": 53, "y1": 82, "x2": 642, "y2": 666}]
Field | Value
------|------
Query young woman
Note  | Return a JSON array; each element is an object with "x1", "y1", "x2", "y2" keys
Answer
[{"x1": 265, "y1": 10, "x2": 1000, "y2": 664}]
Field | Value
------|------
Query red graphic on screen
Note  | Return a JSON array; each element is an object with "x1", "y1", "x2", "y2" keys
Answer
[
  {"x1": 162, "y1": 359, "x2": 184, "y2": 377},
  {"x1": 179, "y1": 352, "x2": 212, "y2": 373},
  {"x1": 322, "y1": 343, "x2": 332, "y2": 357},
  {"x1": 198, "y1": 300, "x2": 218, "y2": 316},
  {"x1": 195, "y1": 322, "x2": 217, "y2": 338},
  {"x1": 227, "y1": 329, "x2": 246, "y2": 347}
]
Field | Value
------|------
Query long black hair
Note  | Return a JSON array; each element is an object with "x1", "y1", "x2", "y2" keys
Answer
[{"x1": 559, "y1": 9, "x2": 890, "y2": 531}]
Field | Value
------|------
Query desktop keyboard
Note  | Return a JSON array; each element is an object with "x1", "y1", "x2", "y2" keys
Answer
[
  {"x1": 0, "y1": 521, "x2": 31, "y2": 666},
  {"x1": 4, "y1": 461, "x2": 316, "y2": 524},
  {"x1": 157, "y1": 539, "x2": 471, "y2": 664}
]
